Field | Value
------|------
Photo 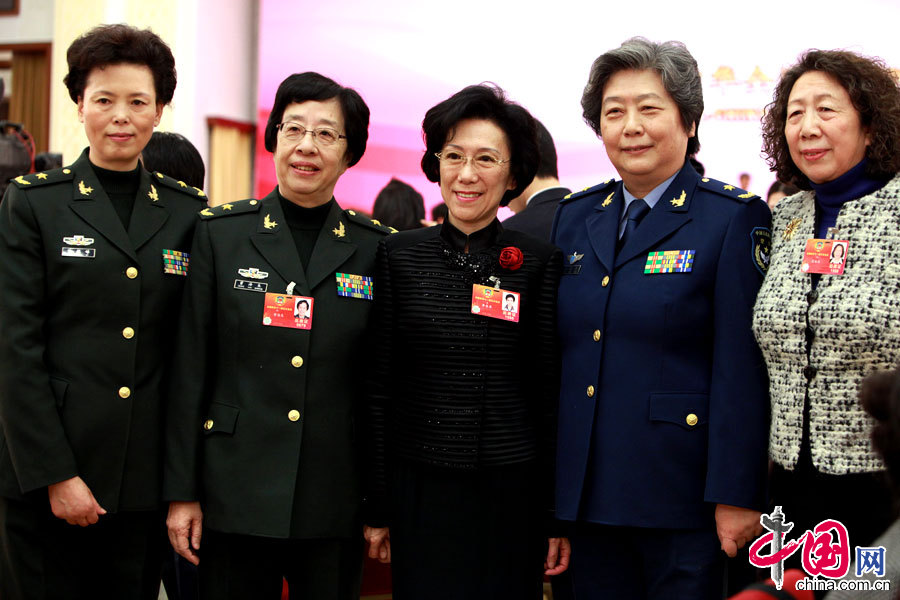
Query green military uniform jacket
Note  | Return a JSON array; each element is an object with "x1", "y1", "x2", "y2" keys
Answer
[
  {"x1": 0, "y1": 148, "x2": 204, "y2": 511},
  {"x1": 163, "y1": 189, "x2": 391, "y2": 538}
]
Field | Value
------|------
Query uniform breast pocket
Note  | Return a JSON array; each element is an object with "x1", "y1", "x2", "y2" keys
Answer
[
  {"x1": 649, "y1": 393, "x2": 709, "y2": 431},
  {"x1": 202, "y1": 402, "x2": 240, "y2": 436}
]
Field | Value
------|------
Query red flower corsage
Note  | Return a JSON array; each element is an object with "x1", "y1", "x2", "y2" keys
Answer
[{"x1": 499, "y1": 246, "x2": 524, "y2": 270}]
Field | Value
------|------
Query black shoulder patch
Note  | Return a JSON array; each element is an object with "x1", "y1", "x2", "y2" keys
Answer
[
  {"x1": 344, "y1": 209, "x2": 395, "y2": 234},
  {"x1": 199, "y1": 199, "x2": 262, "y2": 220},
  {"x1": 559, "y1": 178, "x2": 617, "y2": 205},
  {"x1": 10, "y1": 168, "x2": 74, "y2": 189},
  {"x1": 697, "y1": 177, "x2": 760, "y2": 203},
  {"x1": 153, "y1": 172, "x2": 207, "y2": 200}
]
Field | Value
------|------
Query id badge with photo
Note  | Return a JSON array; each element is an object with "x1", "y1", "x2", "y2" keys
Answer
[
  {"x1": 262, "y1": 293, "x2": 314, "y2": 330},
  {"x1": 801, "y1": 238, "x2": 849, "y2": 275},
  {"x1": 471, "y1": 284, "x2": 520, "y2": 323}
]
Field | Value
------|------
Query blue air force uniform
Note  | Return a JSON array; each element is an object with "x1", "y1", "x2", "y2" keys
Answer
[{"x1": 552, "y1": 161, "x2": 771, "y2": 595}]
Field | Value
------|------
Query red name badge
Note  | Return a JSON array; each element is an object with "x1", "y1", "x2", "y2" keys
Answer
[
  {"x1": 801, "y1": 239, "x2": 849, "y2": 275},
  {"x1": 471, "y1": 284, "x2": 520, "y2": 323},
  {"x1": 262, "y1": 293, "x2": 314, "y2": 329}
]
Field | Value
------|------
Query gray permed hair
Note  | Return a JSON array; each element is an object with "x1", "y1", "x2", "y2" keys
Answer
[{"x1": 581, "y1": 36, "x2": 703, "y2": 156}]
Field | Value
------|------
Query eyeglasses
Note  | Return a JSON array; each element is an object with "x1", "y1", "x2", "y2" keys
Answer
[
  {"x1": 435, "y1": 149, "x2": 510, "y2": 170},
  {"x1": 277, "y1": 122, "x2": 346, "y2": 146}
]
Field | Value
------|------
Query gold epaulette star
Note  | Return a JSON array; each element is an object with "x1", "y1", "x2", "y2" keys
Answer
[
  {"x1": 14, "y1": 176, "x2": 30, "y2": 185},
  {"x1": 333, "y1": 221, "x2": 346, "y2": 238},
  {"x1": 738, "y1": 192, "x2": 754, "y2": 199},
  {"x1": 78, "y1": 180, "x2": 93, "y2": 196},
  {"x1": 201, "y1": 208, "x2": 213, "y2": 216},
  {"x1": 263, "y1": 214, "x2": 277, "y2": 229},
  {"x1": 36, "y1": 173, "x2": 48, "y2": 180},
  {"x1": 193, "y1": 187, "x2": 206, "y2": 198},
  {"x1": 222, "y1": 204, "x2": 233, "y2": 210},
  {"x1": 601, "y1": 192, "x2": 614, "y2": 207},
  {"x1": 723, "y1": 184, "x2": 735, "y2": 191},
  {"x1": 371, "y1": 219, "x2": 381, "y2": 226},
  {"x1": 148, "y1": 185, "x2": 159, "y2": 202},
  {"x1": 178, "y1": 181, "x2": 188, "y2": 188},
  {"x1": 670, "y1": 190, "x2": 686, "y2": 207}
]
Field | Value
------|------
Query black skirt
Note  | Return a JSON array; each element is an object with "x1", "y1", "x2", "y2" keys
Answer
[{"x1": 388, "y1": 459, "x2": 546, "y2": 600}]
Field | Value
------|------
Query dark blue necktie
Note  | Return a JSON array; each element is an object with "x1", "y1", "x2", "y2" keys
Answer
[{"x1": 619, "y1": 198, "x2": 650, "y2": 250}]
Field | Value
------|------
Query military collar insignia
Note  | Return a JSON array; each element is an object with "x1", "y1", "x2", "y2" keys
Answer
[
  {"x1": 601, "y1": 192, "x2": 614, "y2": 207},
  {"x1": 568, "y1": 251, "x2": 584, "y2": 264},
  {"x1": 148, "y1": 185, "x2": 159, "y2": 202},
  {"x1": 670, "y1": 190, "x2": 686, "y2": 207},
  {"x1": 78, "y1": 180, "x2": 93, "y2": 196},
  {"x1": 263, "y1": 214, "x2": 278, "y2": 229},
  {"x1": 333, "y1": 221, "x2": 346, "y2": 238}
]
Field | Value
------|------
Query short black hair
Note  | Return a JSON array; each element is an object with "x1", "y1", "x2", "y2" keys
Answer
[
  {"x1": 264, "y1": 72, "x2": 370, "y2": 168},
  {"x1": 141, "y1": 132, "x2": 205, "y2": 190},
  {"x1": 298, "y1": 299, "x2": 309, "y2": 308},
  {"x1": 421, "y1": 84, "x2": 539, "y2": 207},
  {"x1": 431, "y1": 202, "x2": 449, "y2": 222},
  {"x1": 505, "y1": 294, "x2": 515, "y2": 301},
  {"x1": 533, "y1": 119, "x2": 559, "y2": 180},
  {"x1": 373, "y1": 178, "x2": 425, "y2": 231},
  {"x1": 65, "y1": 24, "x2": 177, "y2": 104},
  {"x1": 765, "y1": 179, "x2": 800, "y2": 202}
]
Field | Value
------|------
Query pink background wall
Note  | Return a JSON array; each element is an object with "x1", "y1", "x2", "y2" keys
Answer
[{"x1": 255, "y1": 0, "x2": 900, "y2": 216}]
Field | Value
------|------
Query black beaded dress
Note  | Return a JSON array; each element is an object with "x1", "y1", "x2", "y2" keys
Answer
[{"x1": 365, "y1": 219, "x2": 562, "y2": 599}]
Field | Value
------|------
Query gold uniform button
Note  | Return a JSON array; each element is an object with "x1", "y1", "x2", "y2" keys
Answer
[
  {"x1": 203, "y1": 419, "x2": 214, "y2": 431},
  {"x1": 288, "y1": 409, "x2": 301, "y2": 422},
  {"x1": 126, "y1": 267, "x2": 138, "y2": 279},
  {"x1": 592, "y1": 329, "x2": 602, "y2": 342},
  {"x1": 122, "y1": 327, "x2": 135, "y2": 339},
  {"x1": 118, "y1": 386, "x2": 131, "y2": 399},
  {"x1": 686, "y1": 413, "x2": 699, "y2": 427},
  {"x1": 586, "y1": 385, "x2": 595, "y2": 398},
  {"x1": 291, "y1": 355, "x2": 304, "y2": 368},
  {"x1": 249, "y1": 200, "x2": 258, "y2": 205},
  {"x1": 601, "y1": 276, "x2": 610, "y2": 287}
]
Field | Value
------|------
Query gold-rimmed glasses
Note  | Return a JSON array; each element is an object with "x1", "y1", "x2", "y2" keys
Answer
[
  {"x1": 277, "y1": 122, "x2": 346, "y2": 146},
  {"x1": 435, "y1": 149, "x2": 510, "y2": 170}
]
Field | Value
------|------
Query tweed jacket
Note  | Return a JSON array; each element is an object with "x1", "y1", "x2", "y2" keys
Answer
[{"x1": 753, "y1": 173, "x2": 900, "y2": 474}]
